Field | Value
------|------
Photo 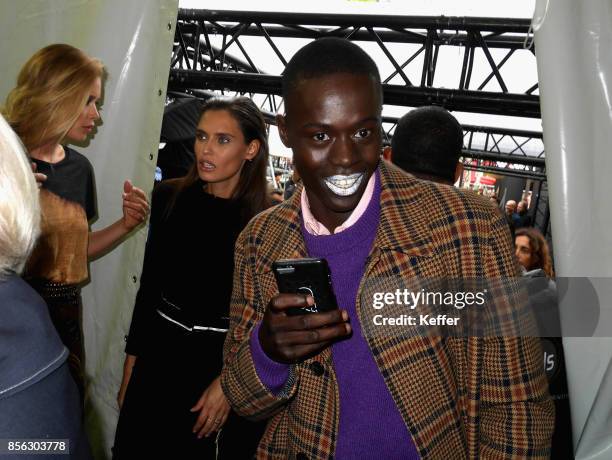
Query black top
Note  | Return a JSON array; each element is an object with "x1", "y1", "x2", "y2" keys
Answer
[
  {"x1": 31, "y1": 146, "x2": 96, "y2": 221},
  {"x1": 515, "y1": 213, "x2": 533, "y2": 228},
  {"x1": 25, "y1": 147, "x2": 96, "y2": 285},
  {"x1": 126, "y1": 180, "x2": 247, "y2": 356}
]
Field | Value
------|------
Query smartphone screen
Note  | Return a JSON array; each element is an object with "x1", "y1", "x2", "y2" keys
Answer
[{"x1": 272, "y1": 258, "x2": 339, "y2": 316}]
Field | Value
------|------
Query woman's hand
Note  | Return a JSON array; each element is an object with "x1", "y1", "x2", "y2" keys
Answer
[
  {"x1": 117, "y1": 354, "x2": 137, "y2": 410},
  {"x1": 88, "y1": 182, "x2": 150, "y2": 259},
  {"x1": 190, "y1": 376, "x2": 231, "y2": 439},
  {"x1": 31, "y1": 162, "x2": 47, "y2": 188},
  {"x1": 122, "y1": 180, "x2": 149, "y2": 230}
]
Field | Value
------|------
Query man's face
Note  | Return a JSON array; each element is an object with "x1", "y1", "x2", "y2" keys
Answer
[
  {"x1": 278, "y1": 73, "x2": 382, "y2": 230},
  {"x1": 505, "y1": 200, "x2": 517, "y2": 215}
]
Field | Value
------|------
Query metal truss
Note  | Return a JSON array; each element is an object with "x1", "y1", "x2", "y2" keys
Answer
[
  {"x1": 166, "y1": 10, "x2": 551, "y2": 234},
  {"x1": 459, "y1": 125, "x2": 545, "y2": 177},
  {"x1": 169, "y1": 9, "x2": 539, "y2": 117},
  {"x1": 168, "y1": 9, "x2": 546, "y2": 180}
]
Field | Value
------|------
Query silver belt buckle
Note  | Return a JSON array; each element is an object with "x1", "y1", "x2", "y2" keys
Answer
[{"x1": 156, "y1": 301, "x2": 228, "y2": 333}]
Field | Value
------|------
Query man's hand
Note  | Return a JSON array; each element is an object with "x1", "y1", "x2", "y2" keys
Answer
[
  {"x1": 31, "y1": 162, "x2": 47, "y2": 188},
  {"x1": 122, "y1": 180, "x2": 149, "y2": 230},
  {"x1": 259, "y1": 294, "x2": 352, "y2": 364}
]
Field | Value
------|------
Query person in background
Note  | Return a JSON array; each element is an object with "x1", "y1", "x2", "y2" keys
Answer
[
  {"x1": 384, "y1": 105, "x2": 464, "y2": 186},
  {"x1": 274, "y1": 172, "x2": 284, "y2": 189},
  {"x1": 515, "y1": 227, "x2": 573, "y2": 456},
  {"x1": 504, "y1": 199, "x2": 518, "y2": 237},
  {"x1": 0, "y1": 114, "x2": 91, "y2": 459},
  {"x1": 515, "y1": 200, "x2": 533, "y2": 228},
  {"x1": 515, "y1": 226, "x2": 557, "y2": 325},
  {"x1": 1, "y1": 44, "x2": 150, "y2": 395},
  {"x1": 114, "y1": 97, "x2": 268, "y2": 459},
  {"x1": 283, "y1": 169, "x2": 300, "y2": 200},
  {"x1": 270, "y1": 189, "x2": 284, "y2": 205},
  {"x1": 515, "y1": 227, "x2": 553, "y2": 278},
  {"x1": 505, "y1": 199, "x2": 517, "y2": 216}
]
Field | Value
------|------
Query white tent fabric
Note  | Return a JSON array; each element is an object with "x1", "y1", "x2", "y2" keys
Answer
[
  {"x1": 0, "y1": 1, "x2": 178, "y2": 457},
  {"x1": 534, "y1": 0, "x2": 612, "y2": 458}
]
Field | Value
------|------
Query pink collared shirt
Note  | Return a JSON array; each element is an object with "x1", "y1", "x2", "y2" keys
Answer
[{"x1": 301, "y1": 173, "x2": 376, "y2": 236}]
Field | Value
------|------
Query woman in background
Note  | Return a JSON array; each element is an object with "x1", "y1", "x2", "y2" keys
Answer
[
  {"x1": 515, "y1": 227, "x2": 557, "y2": 327},
  {"x1": 515, "y1": 227, "x2": 554, "y2": 278},
  {"x1": 0, "y1": 114, "x2": 91, "y2": 459},
  {"x1": 2, "y1": 44, "x2": 150, "y2": 394},
  {"x1": 515, "y1": 227, "x2": 573, "y2": 457},
  {"x1": 114, "y1": 97, "x2": 268, "y2": 459}
]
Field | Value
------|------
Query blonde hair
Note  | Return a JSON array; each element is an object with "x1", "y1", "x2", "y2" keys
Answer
[
  {"x1": 0, "y1": 114, "x2": 40, "y2": 277},
  {"x1": 2, "y1": 44, "x2": 105, "y2": 151}
]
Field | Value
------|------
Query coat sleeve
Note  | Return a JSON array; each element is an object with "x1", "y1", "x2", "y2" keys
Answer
[
  {"x1": 220, "y1": 229, "x2": 299, "y2": 421},
  {"x1": 478, "y1": 209, "x2": 555, "y2": 458}
]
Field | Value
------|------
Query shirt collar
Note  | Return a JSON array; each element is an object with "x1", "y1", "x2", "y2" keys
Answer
[{"x1": 301, "y1": 171, "x2": 376, "y2": 236}]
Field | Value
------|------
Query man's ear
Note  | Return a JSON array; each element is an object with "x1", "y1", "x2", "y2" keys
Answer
[
  {"x1": 276, "y1": 114, "x2": 291, "y2": 148},
  {"x1": 245, "y1": 139, "x2": 260, "y2": 161},
  {"x1": 382, "y1": 146, "x2": 392, "y2": 161},
  {"x1": 454, "y1": 161, "x2": 464, "y2": 185}
]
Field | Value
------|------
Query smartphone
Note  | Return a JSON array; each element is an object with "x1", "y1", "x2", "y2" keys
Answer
[{"x1": 272, "y1": 258, "x2": 339, "y2": 316}]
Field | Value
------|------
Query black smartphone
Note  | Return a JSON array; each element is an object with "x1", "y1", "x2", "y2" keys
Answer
[{"x1": 272, "y1": 258, "x2": 339, "y2": 316}]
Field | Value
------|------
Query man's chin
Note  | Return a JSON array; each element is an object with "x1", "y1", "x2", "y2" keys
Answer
[{"x1": 324, "y1": 193, "x2": 363, "y2": 214}]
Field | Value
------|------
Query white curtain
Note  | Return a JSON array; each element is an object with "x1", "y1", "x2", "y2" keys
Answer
[
  {"x1": 0, "y1": 1, "x2": 178, "y2": 457},
  {"x1": 534, "y1": 0, "x2": 612, "y2": 458}
]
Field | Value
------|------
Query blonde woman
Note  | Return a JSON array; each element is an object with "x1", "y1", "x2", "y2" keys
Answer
[
  {"x1": 0, "y1": 113, "x2": 91, "y2": 458},
  {"x1": 2, "y1": 44, "x2": 150, "y2": 394}
]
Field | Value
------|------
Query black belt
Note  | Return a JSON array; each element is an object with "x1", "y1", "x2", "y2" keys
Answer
[
  {"x1": 28, "y1": 279, "x2": 80, "y2": 305},
  {"x1": 156, "y1": 294, "x2": 229, "y2": 333}
]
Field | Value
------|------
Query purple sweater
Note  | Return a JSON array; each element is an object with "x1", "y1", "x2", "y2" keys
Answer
[{"x1": 250, "y1": 172, "x2": 420, "y2": 459}]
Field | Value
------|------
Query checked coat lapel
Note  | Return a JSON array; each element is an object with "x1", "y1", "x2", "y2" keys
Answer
[{"x1": 356, "y1": 163, "x2": 468, "y2": 458}]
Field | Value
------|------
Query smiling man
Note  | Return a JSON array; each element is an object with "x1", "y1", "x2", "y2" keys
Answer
[{"x1": 221, "y1": 38, "x2": 554, "y2": 459}]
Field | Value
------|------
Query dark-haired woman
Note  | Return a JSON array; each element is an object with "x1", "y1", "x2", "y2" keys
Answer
[
  {"x1": 515, "y1": 227, "x2": 573, "y2": 457},
  {"x1": 515, "y1": 227, "x2": 558, "y2": 332},
  {"x1": 515, "y1": 227, "x2": 554, "y2": 278},
  {"x1": 113, "y1": 97, "x2": 268, "y2": 459}
]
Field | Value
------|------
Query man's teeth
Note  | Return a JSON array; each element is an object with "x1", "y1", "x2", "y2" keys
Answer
[{"x1": 324, "y1": 174, "x2": 363, "y2": 196}]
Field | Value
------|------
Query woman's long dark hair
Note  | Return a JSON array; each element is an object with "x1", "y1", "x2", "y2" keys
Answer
[
  {"x1": 515, "y1": 227, "x2": 554, "y2": 278},
  {"x1": 165, "y1": 96, "x2": 270, "y2": 222}
]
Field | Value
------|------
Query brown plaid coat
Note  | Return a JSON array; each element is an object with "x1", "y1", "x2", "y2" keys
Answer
[{"x1": 221, "y1": 161, "x2": 554, "y2": 459}]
